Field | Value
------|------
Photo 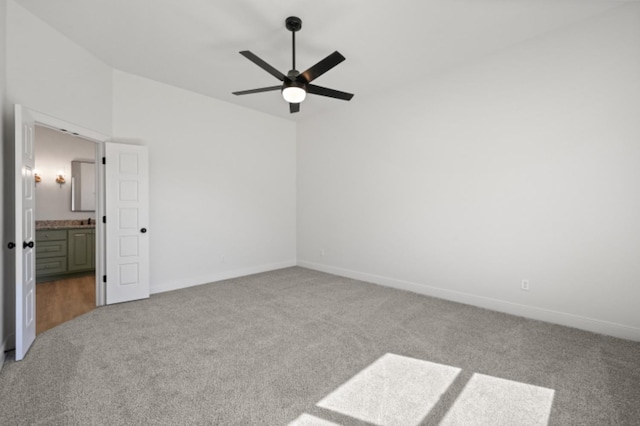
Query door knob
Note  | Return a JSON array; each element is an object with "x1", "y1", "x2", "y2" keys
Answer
[
  {"x1": 8, "y1": 242, "x2": 15, "y2": 249},
  {"x1": 140, "y1": 228, "x2": 147, "y2": 233},
  {"x1": 23, "y1": 241, "x2": 34, "y2": 249}
]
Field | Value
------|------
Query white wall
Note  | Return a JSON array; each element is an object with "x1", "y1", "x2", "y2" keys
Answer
[
  {"x1": 34, "y1": 125, "x2": 96, "y2": 221},
  {"x1": 5, "y1": 0, "x2": 112, "y2": 135},
  {"x1": 297, "y1": 4, "x2": 640, "y2": 340},
  {"x1": 113, "y1": 70, "x2": 297, "y2": 294}
]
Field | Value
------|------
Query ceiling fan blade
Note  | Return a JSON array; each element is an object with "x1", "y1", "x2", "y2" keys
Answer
[
  {"x1": 239, "y1": 51, "x2": 288, "y2": 81},
  {"x1": 290, "y1": 103, "x2": 300, "y2": 113},
  {"x1": 299, "y1": 51, "x2": 345, "y2": 83},
  {"x1": 307, "y1": 84, "x2": 354, "y2": 101},
  {"x1": 232, "y1": 86, "x2": 282, "y2": 96}
]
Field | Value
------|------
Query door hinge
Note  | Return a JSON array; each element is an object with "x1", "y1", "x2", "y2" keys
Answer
[
  {"x1": 103, "y1": 275, "x2": 107, "y2": 283},
  {"x1": 102, "y1": 157, "x2": 106, "y2": 165},
  {"x1": 102, "y1": 216, "x2": 106, "y2": 224}
]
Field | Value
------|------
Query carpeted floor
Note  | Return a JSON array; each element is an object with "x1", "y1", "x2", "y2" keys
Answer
[{"x1": 1, "y1": 267, "x2": 639, "y2": 425}]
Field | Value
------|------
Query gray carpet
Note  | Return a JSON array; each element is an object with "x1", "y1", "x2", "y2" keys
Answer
[{"x1": 1, "y1": 267, "x2": 639, "y2": 425}]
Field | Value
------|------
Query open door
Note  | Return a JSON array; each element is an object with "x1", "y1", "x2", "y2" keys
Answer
[
  {"x1": 14, "y1": 105, "x2": 36, "y2": 360},
  {"x1": 105, "y1": 143, "x2": 150, "y2": 304}
]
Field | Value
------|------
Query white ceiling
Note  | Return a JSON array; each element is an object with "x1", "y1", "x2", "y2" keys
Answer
[{"x1": 15, "y1": 0, "x2": 636, "y2": 120}]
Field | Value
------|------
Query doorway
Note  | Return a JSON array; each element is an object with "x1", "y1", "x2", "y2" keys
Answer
[
  {"x1": 14, "y1": 106, "x2": 109, "y2": 360},
  {"x1": 14, "y1": 105, "x2": 149, "y2": 360},
  {"x1": 33, "y1": 125, "x2": 97, "y2": 334}
]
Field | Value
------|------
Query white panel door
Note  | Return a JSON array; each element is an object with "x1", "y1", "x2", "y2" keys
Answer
[
  {"x1": 105, "y1": 143, "x2": 150, "y2": 304},
  {"x1": 14, "y1": 105, "x2": 36, "y2": 361}
]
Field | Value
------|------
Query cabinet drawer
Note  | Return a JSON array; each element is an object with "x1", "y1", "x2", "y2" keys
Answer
[
  {"x1": 36, "y1": 229, "x2": 67, "y2": 241},
  {"x1": 36, "y1": 256, "x2": 67, "y2": 275},
  {"x1": 36, "y1": 240, "x2": 68, "y2": 258}
]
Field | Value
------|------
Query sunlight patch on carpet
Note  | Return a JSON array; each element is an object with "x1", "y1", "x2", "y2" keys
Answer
[
  {"x1": 315, "y1": 353, "x2": 461, "y2": 426},
  {"x1": 439, "y1": 373, "x2": 555, "y2": 426}
]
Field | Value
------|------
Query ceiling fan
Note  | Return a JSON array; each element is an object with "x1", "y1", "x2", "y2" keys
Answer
[{"x1": 232, "y1": 16, "x2": 354, "y2": 114}]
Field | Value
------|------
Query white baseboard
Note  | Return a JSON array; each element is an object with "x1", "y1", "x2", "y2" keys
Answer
[
  {"x1": 150, "y1": 260, "x2": 298, "y2": 295},
  {"x1": 298, "y1": 260, "x2": 640, "y2": 342}
]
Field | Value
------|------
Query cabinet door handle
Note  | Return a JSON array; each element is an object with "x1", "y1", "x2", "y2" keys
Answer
[
  {"x1": 140, "y1": 228, "x2": 147, "y2": 234},
  {"x1": 8, "y1": 242, "x2": 15, "y2": 249},
  {"x1": 23, "y1": 241, "x2": 34, "y2": 249}
]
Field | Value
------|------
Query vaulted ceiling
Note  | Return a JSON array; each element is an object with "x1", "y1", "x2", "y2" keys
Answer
[{"x1": 15, "y1": 0, "x2": 635, "y2": 120}]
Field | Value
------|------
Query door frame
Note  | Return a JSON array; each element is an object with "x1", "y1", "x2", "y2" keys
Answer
[{"x1": 19, "y1": 107, "x2": 109, "y2": 308}]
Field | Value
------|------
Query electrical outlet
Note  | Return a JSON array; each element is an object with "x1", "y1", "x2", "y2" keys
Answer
[
  {"x1": 521, "y1": 279, "x2": 530, "y2": 291},
  {"x1": 320, "y1": 248, "x2": 325, "y2": 257},
  {"x1": 221, "y1": 255, "x2": 226, "y2": 264}
]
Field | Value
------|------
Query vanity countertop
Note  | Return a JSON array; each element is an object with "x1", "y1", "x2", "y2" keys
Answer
[{"x1": 36, "y1": 220, "x2": 96, "y2": 230}]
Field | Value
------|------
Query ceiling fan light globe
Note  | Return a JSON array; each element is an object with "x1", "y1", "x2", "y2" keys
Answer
[{"x1": 282, "y1": 86, "x2": 306, "y2": 103}]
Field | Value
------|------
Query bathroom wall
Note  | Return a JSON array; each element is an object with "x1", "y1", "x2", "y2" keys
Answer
[{"x1": 35, "y1": 125, "x2": 96, "y2": 221}]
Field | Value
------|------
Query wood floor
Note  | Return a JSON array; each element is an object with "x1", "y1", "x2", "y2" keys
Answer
[{"x1": 36, "y1": 274, "x2": 96, "y2": 335}]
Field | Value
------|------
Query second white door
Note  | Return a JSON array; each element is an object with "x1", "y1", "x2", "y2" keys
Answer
[{"x1": 105, "y1": 143, "x2": 150, "y2": 304}]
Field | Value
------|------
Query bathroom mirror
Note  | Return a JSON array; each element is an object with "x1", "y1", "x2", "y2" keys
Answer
[{"x1": 71, "y1": 160, "x2": 96, "y2": 211}]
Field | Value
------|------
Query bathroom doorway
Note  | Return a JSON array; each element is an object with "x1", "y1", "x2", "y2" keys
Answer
[
  {"x1": 14, "y1": 105, "x2": 148, "y2": 360},
  {"x1": 33, "y1": 125, "x2": 97, "y2": 334}
]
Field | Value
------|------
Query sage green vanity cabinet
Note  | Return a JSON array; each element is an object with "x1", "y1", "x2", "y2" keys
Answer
[
  {"x1": 67, "y1": 229, "x2": 94, "y2": 272},
  {"x1": 36, "y1": 228, "x2": 95, "y2": 281},
  {"x1": 35, "y1": 230, "x2": 68, "y2": 277}
]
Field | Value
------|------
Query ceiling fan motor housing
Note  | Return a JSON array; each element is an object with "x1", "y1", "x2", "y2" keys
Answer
[{"x1": 287, "y1": 69, "x2": 301, "y2": 80}]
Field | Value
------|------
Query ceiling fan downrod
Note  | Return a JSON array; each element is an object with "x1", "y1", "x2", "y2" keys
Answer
[{"x1": 285, "y1": 16, "x2": 302, "y2": 73}]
